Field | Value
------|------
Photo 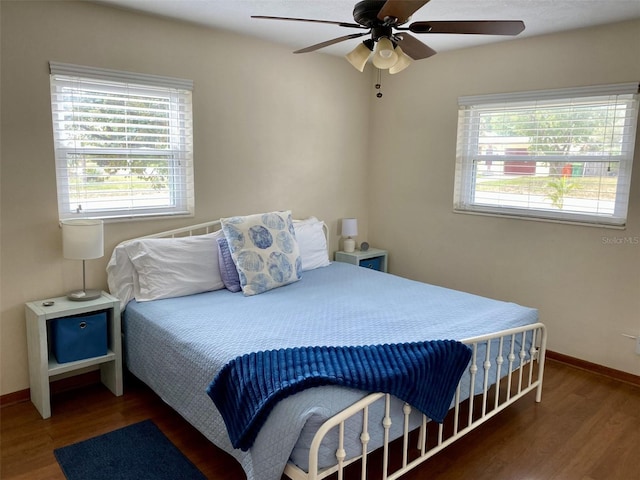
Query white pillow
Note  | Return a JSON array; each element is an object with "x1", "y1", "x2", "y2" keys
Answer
[
  {"x1": 221, "y1": 211, "x2": 302, "y2": 296},
  {"x1": 293, "y1": 217, "x2": 330, "y2": 271},
  {"x1": 106, "y1": 242, "x2": 137, "y2": 309},
  {"x1": 124, "y1": 232, "x2": 225, "y2": 302}
]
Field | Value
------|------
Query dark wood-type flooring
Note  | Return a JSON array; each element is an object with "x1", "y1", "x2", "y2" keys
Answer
[{"x1": 1, "y1": 359, "x2": 638, "y2": 480}]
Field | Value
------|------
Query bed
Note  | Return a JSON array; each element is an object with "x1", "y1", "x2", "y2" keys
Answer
[{"x1": 107, "y1": 214, "x2": 546, "y2": 480}]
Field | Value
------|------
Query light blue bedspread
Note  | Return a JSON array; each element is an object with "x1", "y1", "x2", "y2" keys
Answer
[{"x1": 123, "y1": 262, "x2": 538, "y2": 480}]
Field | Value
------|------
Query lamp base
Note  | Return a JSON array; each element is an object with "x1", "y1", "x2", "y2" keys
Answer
[
  {"x1": 67, "y1": 289, "x2": 102, "y2": 302},
  {"x1": 343, "y1": 238, "x2": 356, "y2": 253}
]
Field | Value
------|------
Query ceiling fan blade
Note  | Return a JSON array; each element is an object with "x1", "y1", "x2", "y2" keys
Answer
[
  {"x1": 377, "y1": 0, "x2": 431, "y2": 24},
  {"x1": 251, "y1": 15, "x2": 365, "y2": 29},
  {"x1": 409, "y1": 20, "x2": 525, "y2": 35},
  {"x1": 394, "y1": 33, "x2": 437, "y2": 60},
  {"x1": 294, "y1": 32, "x2": 370, "y2": 54}
]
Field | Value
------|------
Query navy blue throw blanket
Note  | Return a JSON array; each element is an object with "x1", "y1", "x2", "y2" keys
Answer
[{"x1": 207, "y1": 340, "x2": 472, "y2": 451}]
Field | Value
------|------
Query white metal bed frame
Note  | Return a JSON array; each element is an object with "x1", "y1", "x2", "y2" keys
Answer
[
  {"x1": 125, "y1": 219, "x2": 547, "y2": 480},
  {"x1": 284, "y1": 322, "x2": 547, "y2": 480}
]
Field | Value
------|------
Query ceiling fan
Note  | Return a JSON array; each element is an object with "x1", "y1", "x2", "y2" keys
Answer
[{"x1": 252, "y1": 0, "x2": 525, "y2": 74}]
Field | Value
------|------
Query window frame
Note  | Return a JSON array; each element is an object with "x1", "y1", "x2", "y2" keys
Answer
[
  {"x1": 453, "y1": 83, "x2": 639, "y2": 228},
  {"x1": 49, "y1": 62, "x2": 195, "y2": 221}
]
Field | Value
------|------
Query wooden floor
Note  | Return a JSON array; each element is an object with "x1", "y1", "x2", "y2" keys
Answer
[{"x1": 1, "y1": 359, "x2": 638, "y2": 480}]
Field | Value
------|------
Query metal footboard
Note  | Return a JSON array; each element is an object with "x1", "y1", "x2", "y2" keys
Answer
[{"x1": 284, "y1": 322, "x2": 547, "y2": 480}]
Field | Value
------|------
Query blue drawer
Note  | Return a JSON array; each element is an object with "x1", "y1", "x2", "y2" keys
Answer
[
  {"x1": 52, "y1": 312, "x2": 107, "y2": 363},
  {"x1": 359, "y1": 256, "x2": 383, "y2": 271}
]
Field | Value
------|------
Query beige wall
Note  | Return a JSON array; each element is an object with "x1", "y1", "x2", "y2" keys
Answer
[
  {"x1": 368, "y1": 20, "x2": 640, "y2": 376},
  {"x1": 0, "y1": 1, "x2": 372, "y2": 395}
]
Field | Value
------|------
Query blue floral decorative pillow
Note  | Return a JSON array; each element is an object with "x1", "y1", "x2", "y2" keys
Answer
[{"x1": 220, "y1": 211, "x2": 302, "y2": 296}]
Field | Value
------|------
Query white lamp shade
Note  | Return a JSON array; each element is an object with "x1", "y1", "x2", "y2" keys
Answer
[
  {"x1": 372, "y1": 37, "x2": 398, "y2": 69},
  {"x1": 61, "y1": 219, "x2": 104, "y2": 260},
  {"x1": 389, "y1": 46, "x2": 412, "y2": 74},
  {"x1": 341, "y1": 218, "x2": 358, "y2": 237},
  {"x1": 346, "y1": 42, "x2": 373, "y2": 72}
]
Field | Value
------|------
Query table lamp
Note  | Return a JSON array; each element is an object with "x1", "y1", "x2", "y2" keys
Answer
[
  {"x1": 341, "y1": 218, "x2": 358, "y2": 253},
  {"x1": 61, "y1": 219, "x2": 104, "y2": 301}
]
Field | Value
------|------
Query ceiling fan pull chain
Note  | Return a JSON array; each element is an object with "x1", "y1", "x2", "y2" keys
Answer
[{"x1": 375, "y1": 68, "x2": 383, "y2": 98}]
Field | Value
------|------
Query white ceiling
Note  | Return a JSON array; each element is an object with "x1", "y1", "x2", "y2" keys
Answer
[{"x1": 96, "y1": 0, "x2": 640, "y2": 56}]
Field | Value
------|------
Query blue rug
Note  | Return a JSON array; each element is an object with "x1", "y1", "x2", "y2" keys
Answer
[{"x1": 54, "y1": 419, "x2": 207, "y2": 480}]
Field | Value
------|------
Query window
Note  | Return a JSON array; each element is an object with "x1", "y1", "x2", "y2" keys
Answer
[
  {"x1": 454, "y1": 83, "x2": 639, "y2": 227},
  {"x1": 50, "y1": 62, "x2": 194, "y2": 221}
]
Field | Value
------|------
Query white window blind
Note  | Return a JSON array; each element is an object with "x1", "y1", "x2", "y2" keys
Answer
[
  {"x1": 454, "y1": 83, "x2": 639, "y2": 227},
  {"x1": 49, "y1": 62, "x2": 194, "y2": 220}
]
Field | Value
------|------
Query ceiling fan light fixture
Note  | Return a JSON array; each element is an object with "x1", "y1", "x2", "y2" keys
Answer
[
  {"x1": 345, "y1": 40, "x2": 373, "y2": 72},
  {"x1": 253, "y1": 4, "x2": 526, "y2": 78},
  {"x1": 372, "y1": 37, "x2": 398, "y2": 69},
  {"x1": 388, "y1": 46, "x2": 412, "y2": 74}
]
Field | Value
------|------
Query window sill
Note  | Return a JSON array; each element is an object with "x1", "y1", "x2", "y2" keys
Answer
[{"x1": 452, "y1": 208, "x2": 627, "y2": 230}]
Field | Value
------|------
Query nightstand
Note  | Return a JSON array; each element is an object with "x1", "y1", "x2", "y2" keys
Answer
[
  {"x1": 25, "y1": 292, "x2": 122, "y2": 418},
  {"x1": 334, "y1": 248, "x2": 388, "y2": 272}
]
